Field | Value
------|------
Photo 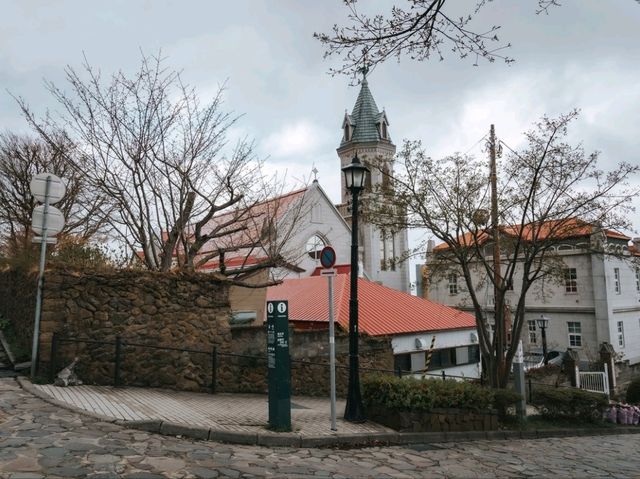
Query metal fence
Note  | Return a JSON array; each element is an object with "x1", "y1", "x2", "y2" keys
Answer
[
  {"x1": 48, "y1": 334, "x2": 477, "y2": 392},
  {"x1": 579, "y1": 370, "x2": 610, "y2": 397}
]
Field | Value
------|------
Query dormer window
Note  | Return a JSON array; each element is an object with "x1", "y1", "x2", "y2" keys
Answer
[{"x1": 344, "y1": 124, "x2": 351, "y2": 142}]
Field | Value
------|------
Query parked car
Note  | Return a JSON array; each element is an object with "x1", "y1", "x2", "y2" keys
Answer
[{"x1": 523, "y1": 349, "x2": 565, "y2": 371}]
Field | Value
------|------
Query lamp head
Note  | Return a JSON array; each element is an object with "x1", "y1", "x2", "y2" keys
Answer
[
  {"x1": 342, "y1": 153, "x2": 370, "y2": 193},
  {"x1": 536, "y1": 314, "x2": 550, "y2": 329}
]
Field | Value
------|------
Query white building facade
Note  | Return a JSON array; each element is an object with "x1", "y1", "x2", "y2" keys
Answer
[
  {"x1": 392, "y1": 329, "x2": 481, "y2": 379},
  {"x1": 427, "y1": 232, "x2": 640, "y2": 365}
]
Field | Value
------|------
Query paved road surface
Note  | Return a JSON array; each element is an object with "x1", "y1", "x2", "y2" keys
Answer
[{"x1": 1, "y1": 377, "x2": 639, "y2": 478}]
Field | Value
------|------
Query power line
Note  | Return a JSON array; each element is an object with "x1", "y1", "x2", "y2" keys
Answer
[{"x1": 463, "y1": 133, "x2": 489, "y2": 156}]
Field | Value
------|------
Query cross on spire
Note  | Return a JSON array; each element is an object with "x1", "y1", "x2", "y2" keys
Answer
[{"x1": 359, "y1": 50, "x2": 371, "y2": 81}]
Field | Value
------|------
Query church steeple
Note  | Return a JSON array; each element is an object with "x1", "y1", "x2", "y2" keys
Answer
[
  {"x1": 340, "y1": 76, "x2": 392, "y2": 146},
  {"x1": 336, "y1": 74, "x2": 409, "y2": 294}
]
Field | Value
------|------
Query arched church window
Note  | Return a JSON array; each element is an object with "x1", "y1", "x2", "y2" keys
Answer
[
  {"x1": 363, "y1": 158, "x2": 372, "y2": 190},
  {"x1": 344, "y1": 124, "x2": 351, "y2": 142},
  {"x1": 306, "y1": 234, "x2": 326, "y2": 260},
  {"x1": 381, "y1": 162, "x2": 391, "y2": 190}
]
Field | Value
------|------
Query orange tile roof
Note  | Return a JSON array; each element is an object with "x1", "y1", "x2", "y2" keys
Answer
[
  {"x1": 196, "y1": 187, "x2": 308, "y2": 255},
  {"x1": 266, "y1": 275, "x2": 476, "y2": 336},
  {"x1": 156, "y1": 187, "x2": 309, "y2": 268},
  {"x1": 434, "y1": 218, "x2": 630, "y2": 251}
]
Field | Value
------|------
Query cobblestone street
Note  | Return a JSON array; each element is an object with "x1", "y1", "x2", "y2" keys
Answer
[{"x1": 1, "y1": 377, "x2": 640, "y2": 478}]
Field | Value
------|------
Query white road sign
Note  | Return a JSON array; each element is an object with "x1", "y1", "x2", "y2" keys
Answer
[
  {"x1": 31, "y1": 205, "x2": 65, "y2": 236},
  {"x1": 30, "y1": 173, "x2": 66, "y2": 205}
]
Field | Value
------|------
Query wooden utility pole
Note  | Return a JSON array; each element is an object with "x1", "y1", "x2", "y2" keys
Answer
[{"x1": 489, "y1": 125, "x2": 505, "y2": 364}]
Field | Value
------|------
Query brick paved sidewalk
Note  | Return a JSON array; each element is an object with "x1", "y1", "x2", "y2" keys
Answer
[
  {"x1": 21, "y1": 378, "x2": 392, "y2": 446},
  {"x1": 18, "y1": 377, "x2": 640, "y2": 449}
]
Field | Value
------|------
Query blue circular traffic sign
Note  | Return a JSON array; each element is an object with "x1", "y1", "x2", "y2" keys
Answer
[{"x1": 320, "y1": 246, "x2": 336, "y2": 268}]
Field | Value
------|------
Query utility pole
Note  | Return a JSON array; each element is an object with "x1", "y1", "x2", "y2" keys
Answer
[{"x1": 489, "y1": 125, "x2": 505, "y2": 378}]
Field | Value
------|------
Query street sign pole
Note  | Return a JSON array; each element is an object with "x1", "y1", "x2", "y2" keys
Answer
[
  {"x1": 319, "y1": 245, "x2": 338, "y2": 431},
  {"x1": 30, "y1": 175, "x2": 52, "y2": 378},
  {"x1": 328, "y1": 273, "x2": 337, "y2": 431}
]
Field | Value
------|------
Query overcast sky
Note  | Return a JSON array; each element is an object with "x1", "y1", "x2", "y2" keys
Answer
[{"x1": 2, "y1": 0, "x2": 639, "y2": 269}]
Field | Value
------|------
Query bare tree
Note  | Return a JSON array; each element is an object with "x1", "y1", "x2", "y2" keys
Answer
[
  {"x1": 17, "y1": 53, "x2": 306, "y2": 284},
  {"x1": 366, "y1": 111, "x2": 639, "y2": 387},
  {"x1": 315, "y1": 0, "x2": 560, "y2": 80},
  {"x1": 0, "y1": 132, "x2": 108, "y2": 257}
]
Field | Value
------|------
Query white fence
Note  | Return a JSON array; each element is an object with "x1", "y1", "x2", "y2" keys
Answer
[{"x1": 578, "y1": 369, "x2": 610, "y2": 397}]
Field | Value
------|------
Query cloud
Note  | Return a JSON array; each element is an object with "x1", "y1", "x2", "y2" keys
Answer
[{"x1": 262, "y1": 120, "x2": 330, "y2": 159}]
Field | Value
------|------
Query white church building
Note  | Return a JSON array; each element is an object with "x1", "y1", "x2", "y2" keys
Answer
[{"x1": 220, "y1": 76, "x2": 411, "y2": 293}]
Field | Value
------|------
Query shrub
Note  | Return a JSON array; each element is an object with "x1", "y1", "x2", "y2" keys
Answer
[
  {"x1": 362, "y1": 374, "x2": 494, "y2": 412},
  {"x1": 531, "y1": 387, "x2": 608, "y2": 422},
  {"x1": 492, "y1": 388, "x2": 522, "y2": 420},
  {"x1": 626, "y1": 377, "x2": 640, "y2": 405}
]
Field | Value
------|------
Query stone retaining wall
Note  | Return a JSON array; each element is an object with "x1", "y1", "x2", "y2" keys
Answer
[
  {"x1": 367, "y1": 406, "x2": 498, "y2": 432},
  {"x1": 0, "y1": 267, "x2": 394, "y2": 397},
  {"x1": 0, "y1": 267, "x2": 232, "y2": 390},
  {"x1": 224, "y1": 325, "x2": 394, "y2": 397},
  {"x1": 0, "y1": 267, "x2": 37, "y2": 357}
]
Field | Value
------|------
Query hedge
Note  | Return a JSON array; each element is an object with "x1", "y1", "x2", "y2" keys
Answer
[
  {"x1": 626, "y1": 377, "x2": 640, "y2": 405},
  {"x1": 531, "y1": 387, "x2": 608, "y2": 422},
  {"x1": 362, "y1": 374, "x2": 494, "y2": 412}
]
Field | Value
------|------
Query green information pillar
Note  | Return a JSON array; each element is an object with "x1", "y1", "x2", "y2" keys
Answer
[{"x1": 267, "y1": 300, "x2": 291, "y2": 431}]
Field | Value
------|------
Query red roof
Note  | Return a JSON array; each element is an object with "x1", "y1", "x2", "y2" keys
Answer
[
  {"x1": 196, "y1": 187, "x2": 308, "y2": 255},
  {"x1": 266, "y1": 276, "x2": 476, "y2": 336},
  {"x1": 434, "y1": 218, "x2": 630, "y2": 251}
]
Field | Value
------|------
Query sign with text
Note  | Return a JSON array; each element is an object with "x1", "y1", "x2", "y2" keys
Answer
[{"x1": 266, "y1": 300, "x2": 291, "y2": 431}]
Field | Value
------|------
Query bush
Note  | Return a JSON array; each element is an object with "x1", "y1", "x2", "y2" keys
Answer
[
  {"x1": 626, "y1": 377, "x2": 640, "y2": 405},
  {"x1": 531, "y1": 387, "x2": 608, "y2": 422},
  {"x1": 362, "y1": 374, "x2": 494, "y2": 412},
  {"x1": 492, "y1": 388, "x2": 522, "y2": 420}
]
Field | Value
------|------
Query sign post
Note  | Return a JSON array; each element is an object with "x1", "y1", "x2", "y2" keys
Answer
[
  {"x1": 266, "y1": 300, "x2": 291, "y2": 431},
  {"x1": 513, "y1": 340, "x2": 527, "y2": 421},
  {"x1": 320, "y1": 246, "x2": 337, "y2": 431},
  {"x1": 29, "y1": 173, "x2": 66, "y2": 378}
]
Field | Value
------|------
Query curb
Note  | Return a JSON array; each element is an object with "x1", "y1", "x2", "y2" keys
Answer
[
  {"x1": 15, "y1": 377, "x2": 640, "y2": 448},
  {"x1": 16, "y1": 376, "x2": 118, "y2": 424}
]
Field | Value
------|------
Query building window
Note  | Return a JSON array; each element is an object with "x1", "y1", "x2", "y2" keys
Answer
[
  {"x1": 448, "y1": 273, "x2": 458, "y2": 295},
  {"x1": 305, "y1": 234, "x2": 326, "y2": 260},
  {"x1": 528, "y1": 320, "x2": 537, "y2": 344},
  {"x1": 393, "y1": 353, "x2": 411, "y2": 372},
  {"x1": 388, "y1": 233, "x2": 396, "y2": 271},
  {"x1": 428, "y1": 345, "x2": 480, "y2": 370},
  {"x1": 636, "y1": 268, "x2": 640, "y2": 293},
  {"x1": 379, "y1": 231, "x2": 386, "y2": 271},
  {"x1": 614, "y1": 267, "x2": 621, "y2": 294},
  {"x1": 617, "y1": 321, "x2": 625, "y2": 348},
  {"x1": 564, "y1": 268, "x2": 577, "y2": 293},
  {"x1": 380, "y1": 230, "x2": 396, "y2": 271},
  {"x1": 343, "y1": 124, "x2": 351, "y2": 142},
  {"x1": 568, "y1": 321, "x2": 582, "y2": 347}
]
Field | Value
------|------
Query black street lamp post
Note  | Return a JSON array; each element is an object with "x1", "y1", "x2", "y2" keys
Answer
[
  {"x1": 536, "y1": 314, "x2": 550, "y2": 365},
  {"x1": 342, "y1": 153, "x2": 369, "y2": 423}
]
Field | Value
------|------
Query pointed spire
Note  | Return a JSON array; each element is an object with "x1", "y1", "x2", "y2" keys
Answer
[{"x1": 341, "y1": 76, "x2": 387, "y2": 145}]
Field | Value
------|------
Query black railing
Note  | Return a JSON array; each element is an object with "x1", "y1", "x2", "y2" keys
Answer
[
  {"x1": 48, "y1": 333, "x2": 481, "y2": 392},
  {"x1": 49, "y1": 333, "x2": 220, "y2": 392}
]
